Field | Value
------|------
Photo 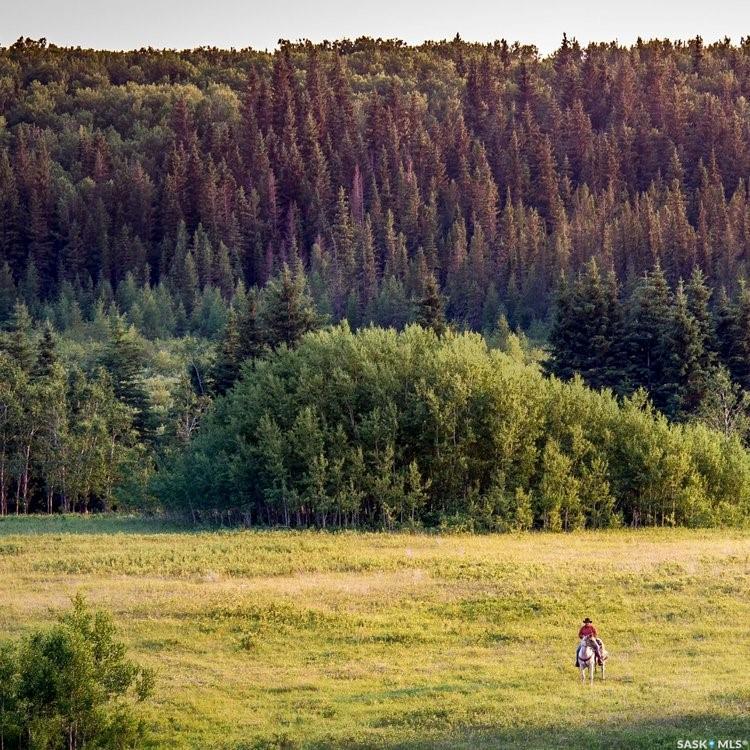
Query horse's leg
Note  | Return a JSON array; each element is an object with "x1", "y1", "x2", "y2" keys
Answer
[
  {"x1": 601, "y1": 661, "x2": 606, "y2": 681},
  {"x1": 589, "y1": 662, "x2": 594, "y2": 686},
  {"x1": 580, "y1": 666, "x2": 585, "y2": 684}
]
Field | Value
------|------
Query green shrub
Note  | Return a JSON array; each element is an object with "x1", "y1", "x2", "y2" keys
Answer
[
  {"x1": 158, "y1": 324, "x2": 750, "y2": 529},
  {"x1": 0, "y1": 595, "x2": 154, "y2": 750}
]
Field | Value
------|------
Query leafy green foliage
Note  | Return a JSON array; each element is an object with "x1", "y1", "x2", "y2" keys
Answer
[
  {"x1": 0, "y1": 328, "x2": 140, "y2": 515},
  {"x1": 160, "y1": 324, "x2": 750, "y2": 528},
  {"x1": 0, "y1": 595, "x2": 153, "y2": 750}
]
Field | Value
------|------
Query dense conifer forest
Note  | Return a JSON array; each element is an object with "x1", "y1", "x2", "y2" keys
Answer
[{"x1": 4, "y1": 35, "x2": 750, "y2": 526}]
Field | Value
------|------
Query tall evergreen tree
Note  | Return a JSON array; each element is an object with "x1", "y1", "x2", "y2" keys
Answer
[
  {"x1": 99, "y1": 318, "x2": 152, "y2": 438},
  {"x1": 0, "y1": 261, "x2": 17, "y2": 326},
  {"x1": 548, "y1": 260, "x2": 623, "y2": 391},
  {"x1": 660, "y1": 281, "x2": 707, "y2": 419},
  {"x1": 726, "y1": 282, "x2": 750, "y2": 390},
  {"x1": 2, "y1": 301, "x2": 36, "y2": 373},
  {"x1": 685, "y1": 266, "x2": 715, "y2": 366},
  {"x1": 261, "y1": 264, "x2": 321, "y2": 349},
  {"x1": 212, "y1": 309, "x2": 242, "y2": 395},
  {"x1": 237, "y1": 288, "x2": 267, "y2": 362},
  {"x1": 622, "y1": 264, "x2": 672, "y2": 402},
  {"x1": 415, "y1": 272, "x2": 446, "y2": 336},
  {"x1": 34, "y1": 321, "x2": 57, "y2": 379}
]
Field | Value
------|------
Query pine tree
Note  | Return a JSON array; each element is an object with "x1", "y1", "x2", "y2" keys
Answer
[
  {"x1": 193, "y1": 224, "x2": 214, "y2": 290},
  {"x1": 660, "y1": 281, "x2": 707, "y2": 418},
  {"x1": 261, "y1": 264, "x2": 320, "y2": 349},
  {"x1": 415, "y1": 272, "x2": 446, "y2": 336},
  {"x1": 169, "y1": 222, "x2": 198, "y2": 314},
  {"x1": 729, "y1": 282, "x2": 750, "y2": 390},
  {"x1": 685, "y1": 266, "x2": 716, "y2": 367},
  {"x1": 601, "y1": 269, "x2": 626, "y2": 391},
  {"x1": 100, "y1": 317, "x2": 152, "y2": 438},
  {"x1": 572, "y1": 259, "x2": 614, "y2": 389},
  {"x1": 0, "y1": 261, "x2": 17, "y2": 325},
  {"x1": 375, "y1": 276, "x2": 412, "y2": 330},
  {"x1": 548, "y1": 260, "x2": 623, "y2": 391},
  {"x1": 34, "y1": 320, "x2": 57, "y2": 378},
  {"x1": 212, "y1": 309, "x2": 242, "y2": 395},
  {"x1": 20, "y1": 258, "x2": 40, "y2": 314},
  {"x1": 715, "y1": 286, "x2": 736, "y2": 376},
  {"x1": 357, "y1": 216, "x2": 378, "y2": 312},
  {"x1": 3, "y1": 301, "x2": 36, "y2": 372},
  {"x1": 622, "y1": 264, "x2": 672, "y2": 401},
  {"x1": 548, "y1": 274, "x2": 575, "y2": 380},
  {"x1": 331, "y1": 187, "x2": 355, "y2": 313},
  {"x1": 0, "y1": 149, "x2": 21, "y2": 270},
  {"x1": 466, "y1": 222, "x2": 488, "y2": 329},
  {"x1": 214, "y1": 242, "x2": 235, "y2": 299},
  {"x1": 237, "y1": 288, "x2": 267, "y2": 362}
]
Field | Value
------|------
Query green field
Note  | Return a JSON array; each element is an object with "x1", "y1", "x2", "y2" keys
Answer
[{"x1": 0, "y1": 517, "x2": 748, "y2": 749}]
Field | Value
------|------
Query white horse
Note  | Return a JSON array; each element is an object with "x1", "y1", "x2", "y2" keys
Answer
[{"x1": 577, "y1": 635, "x2": 607, "y2": 685}]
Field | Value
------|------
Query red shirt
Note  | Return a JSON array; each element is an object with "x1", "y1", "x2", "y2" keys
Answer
[{"x1": 579, "y1": 624, "x2": 598, "y2": 638}]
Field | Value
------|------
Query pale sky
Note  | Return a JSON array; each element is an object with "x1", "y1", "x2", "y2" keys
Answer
[{"x1": 3, "y1": 0, "x2": 750, "y2": 54}]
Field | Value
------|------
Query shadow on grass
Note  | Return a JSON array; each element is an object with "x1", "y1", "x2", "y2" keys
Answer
[
  {"x1": 0, "y1": 514, "x2": 390, "y2": 536},
  {"x1": 252, "y1": 715, "x2": 749, "y2": 750},
  {"x1": 0, "y1": 513, "x2": 194, "y2": 536},
  {"x1": 383, "y1": 715, "x2": 750, "y2": 750}
]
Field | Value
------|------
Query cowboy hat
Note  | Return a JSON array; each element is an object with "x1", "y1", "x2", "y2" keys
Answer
[{"x1": 583, "y1": 617, "x2": 593, "y2": 623}]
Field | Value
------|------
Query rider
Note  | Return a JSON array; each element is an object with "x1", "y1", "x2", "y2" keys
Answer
[{"x1": 575, "y1": 617, "x2": 603, "y2": 666}]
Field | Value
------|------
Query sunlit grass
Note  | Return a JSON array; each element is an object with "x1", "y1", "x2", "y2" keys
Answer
[{"x1": 1, "y1": 517, "x2": 748, "y2": 749}]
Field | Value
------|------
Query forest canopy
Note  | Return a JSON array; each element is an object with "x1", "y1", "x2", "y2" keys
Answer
[
  {"x1": 4, "y1": 36, "x2": 750, "y2": 527},
  {"x1": 4, "y1": 35, "x2": 750, "y2": 328}
]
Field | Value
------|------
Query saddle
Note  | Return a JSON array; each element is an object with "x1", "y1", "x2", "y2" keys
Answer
[{"x1": 577, "y1": 637, "x2": 606, "y2": 666}]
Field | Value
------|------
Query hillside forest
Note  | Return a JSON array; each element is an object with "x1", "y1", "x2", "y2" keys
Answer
[{"x1": 3, "y1": 35, "x2": 750, "y2": 527}]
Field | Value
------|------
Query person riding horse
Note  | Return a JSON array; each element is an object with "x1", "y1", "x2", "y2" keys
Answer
[{"x1": 575, "y1": 617, "x2": 603, "y2": 666}]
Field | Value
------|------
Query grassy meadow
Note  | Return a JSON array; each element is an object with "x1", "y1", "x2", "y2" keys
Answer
[{"x1": 0, "y1": 516, "x2": 748, "y2": 749}]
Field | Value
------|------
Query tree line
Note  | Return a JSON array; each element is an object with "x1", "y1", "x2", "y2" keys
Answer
[
  {"x1": 11, "y1": 259, "x2": 750, "y2": 530},
  {"x1": 4, "y1": 37, "x2": 750, "y2": 528},
  {"x1": 0, "y1": 303, "x2": 146, "y2": 515}
]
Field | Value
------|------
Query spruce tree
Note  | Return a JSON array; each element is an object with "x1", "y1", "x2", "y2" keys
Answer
[
  {"x1": 3, "y1": 301, "x2": 36, "y2": 373},
  {"x1": 660, "y1": 281, "x2": 707, "y2": 418},
  {"x1": 237, "y1": 288, "x2": 267, "y2": 362},
  {"x1": 685, "y1": 266, "x2": 715, "y2": 361},
  {"x1": 601, "y1": 268, "x2": 626, "y2": 392},
  {"x1": 34, "y1": 320, "x2": 57, "y2": 378},
  {"x1": 0, "y1": 261, "x2": 17, "y2": 326},
  {"x1": 375, "y1": 276, "x2": 411, "y2": 330},
  {"x1": 714, "y1": 286, "x2": 736, "y2": 376},
  {"x1": 548, "y1": 260, "x2": 623, "y2": 391},
  {"x1": 572, "y1": 258, "x2": 615, "y2": 390},
  {"x1": 727, "y1": 282, "x2": 750, "y2": 390},
  {"x1": 20, "y1": 259, "x2": 40, "y2": 314},
  {"x1": 212, "y1": 310, "x2": 242, "y2": 395},
  {"x1": 261, "y1": 264, "x2": 320, "y2": 349},
  {"x1": 100, "y1": 317, "x2": 152, "y2": 438},
  {"x1": 622, "y1": 264, "x2": 672, "y2": 401},
  {"x1": 415, "y1": 272, "x2": 446, "y2": 336},
  {"x1": 548, "y1": 274, "x2": 575, "y2": 380}
]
